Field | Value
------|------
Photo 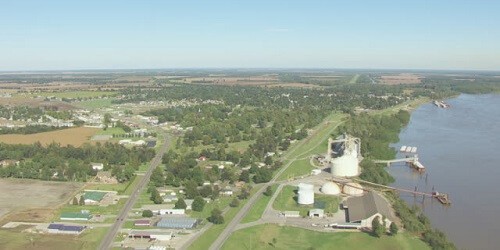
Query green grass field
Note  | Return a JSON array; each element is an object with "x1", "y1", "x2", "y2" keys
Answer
[
  {"x1": 272, "y1": 185, "x2": 339, "y2": 217},
  {"x1": 277, "y1": 158, "x2": 314, "y2": 181},
  {"x1": 222, "y1": 224, "x2": 429, "y2": 250},
  {"x1": 95, "y1": 127, "x2": 126, "y2": 135},
  {"x1": 241, "y1": 184, "x2": 278, "y2": 223},
  {"x1": 277, "y1": 113, "x2": 346, "y2": 181}
]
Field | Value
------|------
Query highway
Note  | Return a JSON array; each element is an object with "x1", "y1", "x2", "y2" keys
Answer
[{"x1": 98, "y1": 134, "x2": 171, "y2": 250}]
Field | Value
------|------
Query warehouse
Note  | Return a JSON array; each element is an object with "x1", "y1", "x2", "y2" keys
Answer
[
  {"x1": 281, "y1": 211, "x2": 300, "y2": 218},
  {"x1": 128, "y1": 230, "x2": 173, "y2": 241},
  {"x1": 156, "y1": 217, "x2": 198, "y2": 229},
  {"x1": 47, "y1": 223, "x2": 86, "y2": 235},
  {"x1": 158, "y1": 209, "x2": 185, "y2": 215},
  {"x1": 82, "y1": 191, "x2": 107, "y2": 204},
  {"x1": 134, "y1": 219, "x2": 151, "y2": 227},
  {"x1": 60, "y1": 212, "x2": 92, "y2": 221},
  {"x1": 309, "y1": 209, "x2": 325, "y2": 218},
  {"x1": 343, "y1": 191, "x2": 395, "y2": 228}
]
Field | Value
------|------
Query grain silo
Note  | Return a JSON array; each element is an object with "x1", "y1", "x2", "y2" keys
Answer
[
  {"x1": 297, "y1": 183, "x2": 314, "y2": 205},
  {"x1": 321, "y1": 182, "x2": 341, "y2": 195}
]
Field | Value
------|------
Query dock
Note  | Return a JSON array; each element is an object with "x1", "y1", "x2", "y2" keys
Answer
[{"x1": 373, "y1": 155, "x2": 425, "y2": 171}]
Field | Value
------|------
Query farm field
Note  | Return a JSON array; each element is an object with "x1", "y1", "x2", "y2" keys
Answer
[
  {"x1": 378, "y1": 73, "x2": 423, "y2": 85},
  {"x1": 222, "y1": 224, "x2": 429, "y2": 250},
  {"x1": 0, "y1": 127, "x2": 98, "y2": 146},
  {"x1": 31, "y1": 91, "x2": 116, "y2": 99},
  {"x1": 0, "y1": 179, "x2": 83, "y2": 221}
]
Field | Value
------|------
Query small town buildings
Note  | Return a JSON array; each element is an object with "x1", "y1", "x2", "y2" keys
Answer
[
  {"x1": 91, "y1": 163, "x2": 104, "y2": 171},
  {"x1": 184, "y1": 199, "x2": 194, "y2": 210},
  {"x1": 343, "y1": 192, "x2": 395, "y2": 228},
  {"x1": 156, "y1": 217, "x2": 198, "y2": 229},
  {"x1": 309, "y1": 209, "x2": 325, "y2": 218},
  {"x1": 134, "y1": 220, "x2": 151, "y2": 227},
  {"x1": 60, "y1": 212, "x2": 92, "y2": 221},
  {"x1": 128, "y1": 230, "x2": 173, "y2": 241},
  {"x1": 163, "y1": 195, "x2": 178, "y2": 203},
  {"x1": 281, "y1": 211, "x2": 301, "y2": 218},
  {"x1": 47, "y1": 223, "x2": 86, "y2": 235}
]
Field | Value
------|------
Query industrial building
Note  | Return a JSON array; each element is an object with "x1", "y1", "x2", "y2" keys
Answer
[
  {"x1": 47, "y1": 223, "x2": 86, "y2": 235},
  {"x1": 134, "y1": 220, "x2": 151, "y2": 227},
  {"x1": 128, "y1": 231, "x2": 173, "y2": 241},
  {"x1": 60, "y1": 212, "x2": 92, "y2": 221},
  {"x1": 82, "y1": 191, "x2": 107, "y2": 204},
  {"x1": 321, "y1": 182, "x2": 341, "y2": 195},
  {"x1": 343, "y1": 192, "x2": 395, "y2": 228},
  {"x1": 297, "y1": 183, "x2": 314, "y2": 205},
  {"x1": 327, "y1": 134, "x2": 361, "y2": 177},
  {"x1": 157, "y1": 209, "x2": 185, "y2": 215},
  {"x1": 156, "y1": 217, "x2": 198, "y2": 229}
]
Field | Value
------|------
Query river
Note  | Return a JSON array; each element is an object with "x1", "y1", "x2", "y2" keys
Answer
[{"x1": 388, "y1": 94, "x2": 500, "y2": 250}]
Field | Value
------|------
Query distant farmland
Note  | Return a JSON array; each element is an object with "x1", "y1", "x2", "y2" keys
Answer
[{"x1": 0, "y1": 127, "x2": 98, "y2": 146}]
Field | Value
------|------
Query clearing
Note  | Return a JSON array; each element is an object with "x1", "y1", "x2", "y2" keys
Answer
[
  {"x1": 0, "y1": 127, "x2": 98, "y2": 146},
  {"x1": 0, "y1": 179, "x2": 83, "y2": 222}
]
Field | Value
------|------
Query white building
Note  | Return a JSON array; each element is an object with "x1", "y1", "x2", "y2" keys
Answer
[
  {"x1": 321, "y1": 182, "x2": 341, "y2": 195},
  {"x1": 309, "y1": 209, "x2": 325, "y2": 218},
  {"x1": 282, "y1": 211, "x2": 300, "y2": 218},
  {"x1": 158, "y1": 209, "x2": 185, "y2": 215},
  {"x1": 297, "y1": 183, "x2": 314, "y2": 205},
  {"x1": 91, "y1": 163, "x2": 104, "y2": 171}
]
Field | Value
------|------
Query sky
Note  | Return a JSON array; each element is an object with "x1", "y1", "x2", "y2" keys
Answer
[{"x1": 1, "y1": 0, "x2": 499, "y2": 71}]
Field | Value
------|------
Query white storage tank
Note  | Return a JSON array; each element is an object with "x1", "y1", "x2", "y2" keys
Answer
[
  {"x1": 342, "y1": 182, "x2": 364, "y2": 196},
  {"x1": 331, "y1": 154, "x2": 359, "y2": 177},
  {"x1": 297, "y1": 183, "x2": 314, "y2": 205},
  {"x1": 321, "y1": 182, "x2": 341, "y2": 195}
]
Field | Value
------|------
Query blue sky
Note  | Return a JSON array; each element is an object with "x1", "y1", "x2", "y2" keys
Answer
[{"x1": 1, "y1": 0, "x2": 499, "y2": 71}]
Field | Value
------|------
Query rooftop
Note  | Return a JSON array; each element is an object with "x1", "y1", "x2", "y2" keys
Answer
[
  {"x1": 83, "y1": 191, "x2": 107, "y2": 202},
  {"x1": 60, "y1": 212, "x2": 92, "y2": 219},
  {"x1": 156, "y1": 217, "x2": 198, "y2": 229},
  {"x1": 344, "y1": 191, "x2": 395, "y2": 222},
  {"x1": 48, "y1": 223, "x2": 86, "y2": 232}
]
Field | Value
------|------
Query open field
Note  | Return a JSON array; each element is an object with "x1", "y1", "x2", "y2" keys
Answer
[
  {"x1": 0, "y1": 226, "x2": 108, "y2": 250},
  {"x1": 278, "y1": 158, "x2": 314, "y2": 181},
  {"x1": 0, "y1": 179, "x2": 83, "y2": 221},
  {"x1": 222, "y1": 224, "x2": 429, "y2": 250},
  {"x1": 0, "y1": 127, "x2": 98, "y2": 146},
  {"x1": 0, "y1": 97, "x2": 75, "y2": 110},
  {"x1": 74, "y1": 98, "x2": 116, "y2": 109},
  {"x1": 378, "y1": 73, "x2": 423, "y2": 85},
  {"x1": 32, "y1": 91, "x2": 116, "y2": 99}
]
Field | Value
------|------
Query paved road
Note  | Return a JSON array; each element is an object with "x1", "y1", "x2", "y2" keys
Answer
[
  {"x1": 98, "y1": 135, "x2": 171, "y2": 250},
  {"x1": 209, "y1": 117, "x2": 345, "y2": 250}
]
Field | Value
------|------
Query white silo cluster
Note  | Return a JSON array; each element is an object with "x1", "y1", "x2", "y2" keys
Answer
[
  {"x1": 321, "y1": 182, "x2": 341, "y2": 195},
  {"x1": 297, "y1": 183, "x2": 314, "y2": 205}
]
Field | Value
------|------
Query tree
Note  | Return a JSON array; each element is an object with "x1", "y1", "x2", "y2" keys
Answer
[
  {"x1": 175, "y1": 198, "x2": 187, "y2": 209},
  {"x1": 142, "y1": 210, "x2": 153, "y2": 217},
  {"x1": 239, "y1": 170, "x2": 250, "y2": 183},
  {"x1": 238, "y1": 185, "x2": 251, "y2": 200},
  {"x1": 192, "y1": 196, "x2": 206, "y2": 212},
  {"x1": 372, "y1": 216, "x2": 384, "y2": 237},
  {"x1": 199, "y1": 185, "x2": 212, "y2": 198},
  {"x1": 150, "y1": 188, "x2": 163, "y2": 204},
  {"x1": 208, "y1": 208, "x2": 224, "y2": 224},
  {"x1": 150, "y1": 167, "x2": 165, "y2": 187},
  {"x1": 230, "y1": 198, "x2": 240, "y2": 207},
  {"x1": 253, "y1": 167, "x2": 272, "y2": 183},
  {"x1": 185, "y1": 180, "x2": 199, "y2": 199},
  {"x1": 264, "y1": 186, "x2": 273, "y2": 196},
  {"x1": 389, "y1": 222, "x2": 399, "y2": 235},
  {"x1": 79, "y1": 196, "x2": 85, "y2": 206},
  {"x1": 103, "y1": 113, "x2": 112, "y2": 127},
  {"x1": 72, "y1": 197, "x2": 78, "y2": 205}
]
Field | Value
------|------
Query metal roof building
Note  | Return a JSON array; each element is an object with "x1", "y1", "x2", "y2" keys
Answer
[
  {"x1": 343, "y1": 191, "x2": 395, "y2": 228},
  {"x1": 60, "y1": 212, "x2": 92, "y2": 221},
  {"x1": 83, "y1": 191, "x2": 107, "y2": 203},
  {"x1": 156, "y1": 217, "x2": 198, "y2": 229},
  {"x1": 47, "y1": 223, "x2": 86, "y2": 234}
]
